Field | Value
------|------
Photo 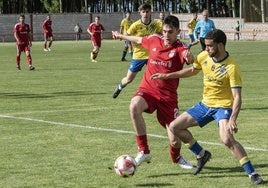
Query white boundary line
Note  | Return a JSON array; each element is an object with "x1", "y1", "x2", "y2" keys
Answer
[{"x1": 1, "y1": 114, "x2": 267, "y2": 152}]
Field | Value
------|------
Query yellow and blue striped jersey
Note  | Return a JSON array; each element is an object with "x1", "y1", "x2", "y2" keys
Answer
[
  {"x1": 127, "y1": 19, "x2": 162, "y2": 59},
  {"x1": 193, "y1": 51, "x2": 242, "y2": 108}
]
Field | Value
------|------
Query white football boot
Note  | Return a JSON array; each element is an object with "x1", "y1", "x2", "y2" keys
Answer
[
  {"x1": 135, "y1": 151, "x2": 152, "y2": 166},
  {"x1": 178, "y1": 156, "x2": 193, "y2": 169}
]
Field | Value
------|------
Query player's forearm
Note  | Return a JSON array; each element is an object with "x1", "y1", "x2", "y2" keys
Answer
[
  {"x1": 167, "y1": 67, "x2": 198, "y2": 78},
  {"x1": 112, "y1": 31, "x2": 141, "y2": 44},
  {"x1": 119, "y1": 27, "x2": 123, "y2": 34},
  {"x1": 229, "y1": 89, "x2": 242, "y2": 122},
  {"x1": 193, "y1": 29, "x2": 198, "y2": 39},
  {"x1": 14, "y1": 33, "x2": 20, "y2": 42},
  {"x1": 87, "y1": 29, "x2": 92, "y2": 35},
  {"x1": 28, "y1": 34, "x2": 32, "y2": 43},
  {"x1": 151, "y1": 67, "x2": 199, "y2": 80},
  {"x1": 122, "y1": 35, "x2": 141, "y2": 44}
]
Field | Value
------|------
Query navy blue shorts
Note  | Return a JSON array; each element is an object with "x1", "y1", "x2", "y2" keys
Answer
[{"x1": 187, "y1": 102, "x2": 232, "y2": 127}]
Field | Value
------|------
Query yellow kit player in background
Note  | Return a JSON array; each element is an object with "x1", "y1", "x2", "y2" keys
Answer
[
  {"x1": 112, "y1": 3, "x2": 162, "y2": 98},
  {"x1": 187, "y1": 12, "x2": 198, "y2": 47},
  {"x1": 120, "y1": 10, "x2": 134, "y2": 61}
]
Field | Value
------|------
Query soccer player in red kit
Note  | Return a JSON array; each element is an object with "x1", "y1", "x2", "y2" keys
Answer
[
  {"x1": 87, "y1": 16, "x2": 105, "y2": 62},
  {"x1": 42, "y1": 15, "x2": 53, "y2": 51},
  {"x1": 112, "y1": 15, "x2": 194, "y2": 169},
  {"x1": 13, "y1": 14, "x2": 35, "y2": 71}
]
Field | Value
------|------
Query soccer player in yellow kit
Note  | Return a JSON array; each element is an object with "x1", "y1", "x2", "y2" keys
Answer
[
  {"x1": 112, "y1": 3, "x2": 162, "y2": 98},
  {"x1": 151, "y1": 29, "x2": 263, "y2": 185},
  {"x1": 120, "y1": 10, "x2": 134, "y2": 61},
  {"x1": 187, "y1": 12, "x2": 198, "y2": 47}
]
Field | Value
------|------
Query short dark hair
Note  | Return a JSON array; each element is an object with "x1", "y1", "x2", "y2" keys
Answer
[
  {"x1": 163, "y1": 15, "x2": 180, "y2": 29},
  {"x1": 205, "y1": 29, "x2": 227, "y2": 46},
  {"x1": 125, "y1": 10, "x2": 131, "y2": 14},
  {"x1": 139, "y1": 3, "x2": 151, "y2": 11}
]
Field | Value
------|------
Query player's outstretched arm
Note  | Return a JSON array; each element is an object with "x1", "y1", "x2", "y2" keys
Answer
[
  {"x1": 112, "y1": 31, "x2": 142, "y2": 44},
  {"x1": 150, "y1": 67, "x2": 200, "y2": 80}
]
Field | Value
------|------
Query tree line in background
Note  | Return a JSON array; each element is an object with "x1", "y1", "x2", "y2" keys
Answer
[
  {"x1": 0, "y1": 0, "x2": 267, "y2": 22},
  {"x1": 0, "y1": 0, "x2": 239, "y2": 16}
]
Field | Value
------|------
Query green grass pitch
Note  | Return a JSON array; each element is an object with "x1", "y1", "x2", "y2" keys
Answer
[{"x1": 0, "y1": 39, "x2": 267, "y2": 187}]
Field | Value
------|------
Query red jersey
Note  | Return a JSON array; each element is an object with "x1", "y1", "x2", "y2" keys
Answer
[
  {"x1": 139, "y1": 34, "x2": 188, "y2": 101},
  {"x1": 42, "y1": 19, "x2": 52, "y2": 33},
  {"x1": 88, "y1": 23, "x2": 104, "y2": 40},
  {"x1": 13, "y1": 23, "x2": 31, "y2": 44}
]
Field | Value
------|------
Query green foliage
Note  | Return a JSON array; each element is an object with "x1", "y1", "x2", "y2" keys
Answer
[
  {"x1": 40, "y1": 0, "x2": 60, "y2": 13},
  {"x1": 0, "y1": 40, "x2": 267, "y2": 187}
]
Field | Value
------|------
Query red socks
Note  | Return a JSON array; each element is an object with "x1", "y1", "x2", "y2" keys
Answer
[{"x1": 135, "y1": 135, "x2": 150, "y2": 154}]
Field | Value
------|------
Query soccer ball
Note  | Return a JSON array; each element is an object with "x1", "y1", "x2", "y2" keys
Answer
[{"x1": 114, "y1": 155, "x2": 137, "y2": 177}]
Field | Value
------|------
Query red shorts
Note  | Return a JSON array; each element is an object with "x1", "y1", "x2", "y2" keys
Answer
[
  {"x1": 134, "y1": 91, "x2": 179, "y2": 128},
  {"x1": 44, "y1": 32, "x2": 53, "y2": 38},
  {"x1": 17, "y1": 42, "x2": 30, "y2": 52},
  {"x1": 91, "y1": 37, "x2": 101, "y2": 47}
]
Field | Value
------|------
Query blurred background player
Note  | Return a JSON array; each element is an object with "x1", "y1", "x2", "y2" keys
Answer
[
  {"x1": 120, "y1": 10, "x2": 134, "y2": 61},
  {"x1": 234, "y1": 20, "x2": 240, "y2": 40},
  {"x1": 155, "y1": 12, "x2": 165, "y2": 28},
  {"x1": 112, "y1": 3, "x2": 162, "y2": 98},
  {"x1": 13, "y1": 14, "x2": 35, "y2": 71},
  {"x1": 42, "y1": 15, "x2": 53, "y2": 52},
  {"x1": 74, "y1": 23, "x2": 82, "y2": 41},
  {"x1": 87, "y1": 16, "x2": 105, "y2": 63},
  {"x1": 187, "y1": 12, "x2": 198, "y2": 47},
  {"x1": 193, "y1": 9, "x2": 216, "y2": 51}
]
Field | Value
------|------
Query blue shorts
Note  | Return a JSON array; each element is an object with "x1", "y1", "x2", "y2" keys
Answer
[
  {"x1": 124, "y1": 40, "x2": 132, "y2": 46},
  {"x1": 188, "y1": 34, "x2": 195, "y2": 42},
  {"x1": 187, "y1": 102, "x2": 232, "y2": 127},
  {"x1": 129, "y1": 59, "x2": 148, "y2": 72}
]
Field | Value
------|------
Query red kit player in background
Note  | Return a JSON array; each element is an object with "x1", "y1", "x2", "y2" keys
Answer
[
  {"x1": 87, "y1": 16, "x2": 105, "y2": 63},
  {"x1": 13, "y1": 14, "x2": 35, "y2": 71},
  {"x1": 42, "y1": 15, "x2": 53, "y2": 52}
]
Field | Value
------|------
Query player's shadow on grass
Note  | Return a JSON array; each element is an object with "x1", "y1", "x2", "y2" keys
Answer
[
  {"x1": 0, "y1": 91, "x2": 106, "y2": 99},
  {"x1": 241, "y1": 107, "x2": 268, "y2": 110},
  {"x1": 135, "y1": 183, "x2": 174, "y2": 187},
  {"x1": 147, "y1": 162, "x2": 267, "y2": 178}
]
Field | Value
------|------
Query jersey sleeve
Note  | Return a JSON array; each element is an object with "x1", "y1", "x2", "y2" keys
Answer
[
  {"x1": 178, "y1": 45, "x2": 189, "y2": 65},
  {"x1": 141, "y1": 35, "x2": 151, "y2": 49},
  {"x1": 42, "y1": 21, "x2": 46, "y2": 30},
  {"x1": 88, "y1": 24, "x2": 92, "y2": 32},
  {"x1": 155, "y1": 20, "x2": 162, "y2": 34},
  {"x1": 127, "y1": 22, "x2": 136, "y2": 35},
  {"x1": 229, "y1": 63, "x2": 242, "y2": 88},
  {"x1": 13, "y1": 24, "x2": 18, "y2": 33},
  {"x1": 120, "y1": 19, "x2": 124, "y2": 27},
  {"x1": 193, "y1": 50, "x2": 207, "y2": 70}
]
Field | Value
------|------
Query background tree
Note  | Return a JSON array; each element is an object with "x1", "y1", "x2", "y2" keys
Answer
[{"x1": 0, "y1": 0, "x2": 267, "y2": 22}]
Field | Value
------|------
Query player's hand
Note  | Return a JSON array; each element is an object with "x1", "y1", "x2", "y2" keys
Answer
[
  {"x1": 112, "y1": 31, "x2": 121, "y2": 39},
  {"x1": 184, "y1": 50, "x2": 194, "y2": 64},
  {"x1": 150, "y1": 73, "x2": 168, "y2": 80},
  {"x1": 17, "y1": 41, "x2": 23, "y2": 48},
  {"x1": 228, "y1": 121, "x2": 238, "y2": 134},
  {"x1": 28, "y1": 43, "x2": 32, "y2": 47}
]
